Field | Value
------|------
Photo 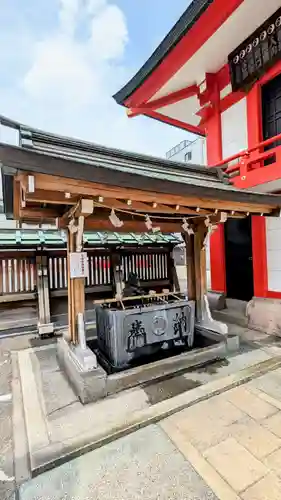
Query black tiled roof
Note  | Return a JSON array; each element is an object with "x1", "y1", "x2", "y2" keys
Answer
[{"x1": 113, "y1": 0, "x2": 213, "y2": 105}]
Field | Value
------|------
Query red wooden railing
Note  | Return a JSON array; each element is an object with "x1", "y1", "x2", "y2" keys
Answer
[{"x1": 210, "y1": 132, "x2": 281, "y2": 180}]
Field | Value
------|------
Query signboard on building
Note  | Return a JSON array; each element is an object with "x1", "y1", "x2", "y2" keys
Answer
[
  {"x1": 69, "y1": 252, "x2": 89, "y2": 279},
  {"x1": 229, "y1": 7, "x2": 281, "y2": 91}
]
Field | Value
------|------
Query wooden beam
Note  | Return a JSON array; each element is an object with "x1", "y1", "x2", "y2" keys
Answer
[
  {"x1": 78, "y1": 219, "x2": 183, "y2": 233},
  {"x1": 24, "y1": 173, "x2": 274, "y2": 214},
  {"x1": 127, "y1": 85, "x2": 198, "y2": 118},
  {"x1": 24, "y1": 189, "x2": 212, "y2": 216},
  {"x1": 19, "y1": 207, "x2": 60, "y2": 219},
  {"x1": 62, "y1": 198, "x2": 94, "y2": 222},
  {"x1": 25, "y1": 189, "x2": 78, "y2": 205},
  {"x1": 100, "y1": 198, "x2": 211, "y2": 216}
]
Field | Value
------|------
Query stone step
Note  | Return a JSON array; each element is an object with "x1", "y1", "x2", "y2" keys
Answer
[
  {"x1": 213, "y1": 309, "x2": 248, "y2": 328},
  {"x1": 226, "y1": 298, "x2": 248, "y2": 315}
]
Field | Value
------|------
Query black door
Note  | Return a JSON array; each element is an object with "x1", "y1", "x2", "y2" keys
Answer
[
  {"x1": 262, "y1": 74, "x2": 281, "y2": 155},
  {"x1": 224, "y1": 218, "x2": 253, "y2": 301}
]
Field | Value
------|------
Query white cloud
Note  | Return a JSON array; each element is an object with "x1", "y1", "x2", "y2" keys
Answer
[
  {"x1": 89, "y1": 4, "x2": 128, "y2": 60},
  {"x1": 23, "y1": 0, "x2": 128, "y2": 105},
  {"x1": 59, "y1": 0, "x2": 81, "y2": 36},
  {"x1": 86, "y1": 0, "x2": 107, "y2": 15},
  {"x1": 23, "y1": 35, "x2": 102, "y2": 107},
  {"x1": 0, "y1": 0, "x2": 189, "y2": 158}
]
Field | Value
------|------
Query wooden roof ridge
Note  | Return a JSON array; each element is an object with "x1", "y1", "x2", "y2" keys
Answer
[
  {"x1": 1, "y1": 115, "x2": 281, "y2": 211},
  {"x1": 0, "y1": 113, "x2": 222, "y2": 179},
  {"x1": 1, "y1": 141, "x2": 281, "y2": 208}
]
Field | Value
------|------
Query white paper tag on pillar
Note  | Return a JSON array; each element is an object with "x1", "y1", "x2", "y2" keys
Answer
[
  {"x1": 220, "y1": 212, "x2": 228, "y2": 223},
  {"x1": 70, "y1": 252, "x2": 89, "y2": 279}
]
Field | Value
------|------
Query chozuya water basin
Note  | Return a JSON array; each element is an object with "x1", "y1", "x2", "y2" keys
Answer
[{"x1": 95, "y1": 293, "x2": 195, "y2": 371}]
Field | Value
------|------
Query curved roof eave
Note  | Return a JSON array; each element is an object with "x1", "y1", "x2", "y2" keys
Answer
[{"x1": 113, "y1": 0, "x2": 214, "y2": 106}]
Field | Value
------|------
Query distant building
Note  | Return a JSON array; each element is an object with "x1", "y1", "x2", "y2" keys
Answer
[{"x1": 166, "y1": 137, "x2": 206, "y2": 165}]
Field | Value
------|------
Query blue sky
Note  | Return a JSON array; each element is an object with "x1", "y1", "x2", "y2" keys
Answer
[{"x1": 0, "y1": 0, "x2": 193, "y2": 156}]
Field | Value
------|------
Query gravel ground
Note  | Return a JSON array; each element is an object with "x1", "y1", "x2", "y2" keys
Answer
[
  {"x1": 0, "y1": 334, "x2": 56, "y2": 500},
  {"x1": 0, "y1": 338, "x2": 16, "y2": 500}
]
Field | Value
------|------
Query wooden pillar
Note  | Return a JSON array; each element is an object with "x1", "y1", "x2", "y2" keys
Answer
[
  {"x1": 194, "y1": 224, "x2": 207, "y2": 321},
  {"x1": 183, "y1": 232, "x2": 196, "y2": 301},
  {"x1": 184, "y1": 225, "x2": 207, "y2": 320},
  {"x1": 65, "y1": 199, "x2": 93, "y2": 345},
  {"x1": 66, "y1": 229, "x2": 86, "y2": 344}
]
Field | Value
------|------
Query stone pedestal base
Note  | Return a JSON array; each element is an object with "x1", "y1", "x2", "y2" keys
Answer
[
  {"x1": 247, "y1": 297, "x2": 281, "y2": 337},
  {"x1": 57, "y1": 338, "x2": 107, "y2": 404},
  {"x1": 207, "y1": 291, "x2": 226, "y2": 311},
  {"x1": 38, "y1": 322, "x2": 54, "y2": 336}
]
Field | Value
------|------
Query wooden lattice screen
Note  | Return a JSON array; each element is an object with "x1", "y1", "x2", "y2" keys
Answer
[
  {"x1": 0, "y1": 254, "x2": 36, "y2": 295},
  {"x1": 48, "y1": 251, "x2": 112, "y2": 291},
  {"x1": 121, "y1": 250, "x2": 169, "y2": 283},
  {"x1": 0, "y1": 248, "x2": 171, "y2": 298}
]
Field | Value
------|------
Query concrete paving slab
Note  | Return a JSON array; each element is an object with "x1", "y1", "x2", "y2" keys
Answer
[
  {"x1": 162, "y1": 396, "x2": 245, "y2": 452},
  {"x1": 246, "y1": 385, "x2": 281, "y2": 411},
  {"x1": 11, "y1": 353, "x2": 30, "y2": 487},
  {"x1": 264, "y1": 447, "x2": 281, "y2": 478},
  {"x1": 250, "y1": 370, "x2": 281, "y2": 401},
  {"x1": 242, "y1": 473, "x2": 281, "y2": 500},
  {"x1": 203, "y1": 437, "x2": 268, "y2": 493},
  {"x1": 48, "y1": 387, "x2": 149, "y2": 443},
  {"x1": 31, "y1": 346, "x2": 59, "y2": 374},
  {"x1": 262, "y1": 412, "x2": 281, "y2": 438},
  {"x1": 225, "y1": 386, "x2": 278, "y2": 420},
  {"x1": 14, "y1": 345, "x2": 281, "y2": 477},
  {"x1": 39, "y1": 370, "x2": 79, "y2": 416},
  {"x1": 0, "y1": 340, "x2": 16, "y2": 500},
  {"x1": 17, "y1": 350, "x2": 50, "y2": 453},
  {"x1": 160, "y1": 420, "x2": 241, "y2": 500},
  {"x1": 230, "y1": 418, "x2": 281, "y2": 459},
  {"x1": 19, "y1": 425, "x2": 219, "y2": 500}
]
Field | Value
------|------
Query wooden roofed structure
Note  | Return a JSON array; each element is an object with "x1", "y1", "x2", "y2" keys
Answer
[{"x1": 1, "y1": 117, "x2": 281, "y2": 345}]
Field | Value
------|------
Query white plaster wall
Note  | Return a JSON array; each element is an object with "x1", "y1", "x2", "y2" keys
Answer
[
  {"x1": 266, "y1": 217, "x2": 281, "y2": 292},
  {"x1": 221, "y1": 98, "x2": 248, "y2": 160},
  {"x1": 0, "y1": 214, "x2": 17, "y2": 229}
]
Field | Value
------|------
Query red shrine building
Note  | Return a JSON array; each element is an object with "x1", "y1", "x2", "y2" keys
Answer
[{"x1": 114, "y1": 0, "x2": 281, "y2": 307}]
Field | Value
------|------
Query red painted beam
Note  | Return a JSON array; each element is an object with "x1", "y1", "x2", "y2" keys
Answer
[
  {"x1": 125, "y1": 0, "x2": 244, "y2": 107},
  {"x1": 217, "y1": 64, "x2": 231, "y2": 91},
  {"x1": 127, "y1": 85, "x2": 198, "y2": 118},
  {"x1": 147, "y1": 110, "x2": 206, "y2": 136},
  {"x1": 220, "y1": 90, "x2": 245, "y2": 113}
]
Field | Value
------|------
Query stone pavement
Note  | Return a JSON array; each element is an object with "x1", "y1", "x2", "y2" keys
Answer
[
  {"x1": 13, "y1": 332, "x2": 281, "y2": 478},
  {"x1": 161, "y1": 371, "x2": 281, "y2": 500},
  {"x1": 0, "y1": 334, "x2": 58, "y2": 500},
  {"x1": 19, "y1": 425, "x2": 219, "y2": 500},
  {"x1": 17, "y1": 365, "x2": 281, "y2": 499},
  {"x1": 2, "y1": 329, "x2": 281, "y2": 499},
  {"x1": 0, "y1": 338, "x2": 15, "y2": 500}
]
